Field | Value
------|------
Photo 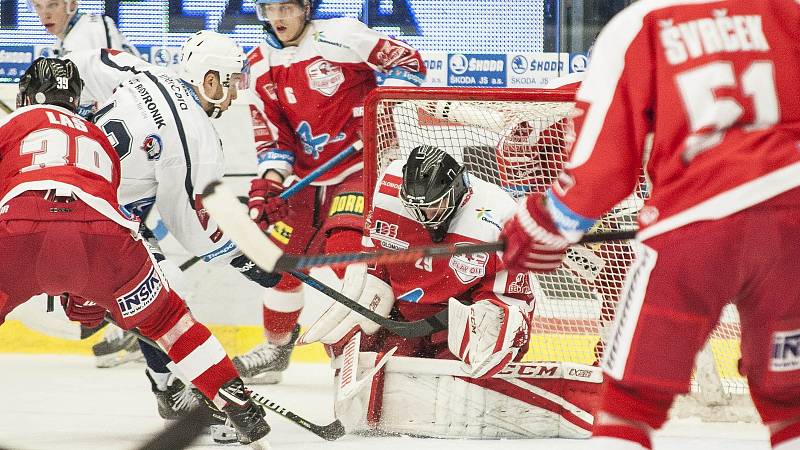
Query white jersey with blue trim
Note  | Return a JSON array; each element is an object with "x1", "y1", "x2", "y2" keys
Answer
[
  {"x1": 54, "y1": 13, "x2": 140, "y2": 59},
  {"x1": 89, "y1": 64, "x2": 241, "y2": 265},
  {"x1": 67, "y1": 49, "x2": 159, "y2": 116}
]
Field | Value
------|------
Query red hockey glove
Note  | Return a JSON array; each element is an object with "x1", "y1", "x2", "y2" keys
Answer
[
  {"x1": 500, "y1": 193, "x2": 571, "y2": 273},
  {"x1": 248, "y1": 178, "x2": 289, "y2": 231},
  {"x1": 60, "y1": 294, "x2": 106, "y2": 328}
]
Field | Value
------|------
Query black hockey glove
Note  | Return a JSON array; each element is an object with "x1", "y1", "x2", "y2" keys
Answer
[{"x1": 230, "y1": 254, "x2": 282, "y2": 288}]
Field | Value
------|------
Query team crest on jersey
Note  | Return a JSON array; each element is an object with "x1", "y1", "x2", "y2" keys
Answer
[
  {"x1": 369, "y1": 220, "x2": 409, "y2": 250},
  {"x1": 306, "y1": 59, "x2": 345, "y2": 96},
  {"x1": 142, "y1": 134, "x2": 163, "y2": 161},
  {"x1": 117, "y1": 266, "x2": 162, "y2": 318},
  {"x1": 448, "y1": 243, "x2": 489, "y2": 284}
]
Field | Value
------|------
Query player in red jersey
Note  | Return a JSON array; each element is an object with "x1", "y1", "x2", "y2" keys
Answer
[
  {"x1": 0, "y1": 58, "x2": 269, "y2": 446},
  {"x1": 235, "y1": 0, "x2": 426, "y2": 384},
  {"x1": 501, "y1": 1, "x2": 800, "y2": 448},
  {"x1": 300, "y1": 146, "x2": 601, "y2": 438}
]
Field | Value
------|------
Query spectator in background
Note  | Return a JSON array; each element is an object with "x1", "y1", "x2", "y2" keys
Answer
[{"x1": 29, "y1": 0, "x2": 139, "y2": 58}]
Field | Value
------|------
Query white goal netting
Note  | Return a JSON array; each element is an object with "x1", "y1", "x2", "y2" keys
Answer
[{"x1": 363, "y1": 86, "x2": 755, "y2": 422}]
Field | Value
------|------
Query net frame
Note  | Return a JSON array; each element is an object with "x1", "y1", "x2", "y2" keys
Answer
[{"x1": 363, "y1": 86, "x2": 755, "y2": 421}]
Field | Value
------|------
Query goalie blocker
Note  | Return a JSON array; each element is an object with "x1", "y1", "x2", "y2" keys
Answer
[{"x1": 330, "y1": 352, "x2": 601, "y2": 439}]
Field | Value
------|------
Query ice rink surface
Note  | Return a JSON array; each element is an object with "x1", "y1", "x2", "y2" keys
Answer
[{"x1": 0, "y1": 355, "x2": 771, "y2": 450}]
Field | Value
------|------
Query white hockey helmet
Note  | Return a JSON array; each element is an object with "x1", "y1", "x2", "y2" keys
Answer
[
  {"x1": 27, "y1": 0, "x2": 79, "y2": 16},
  {"x1": 177, "y1": 31, "x2": 248, "y2": 113}
]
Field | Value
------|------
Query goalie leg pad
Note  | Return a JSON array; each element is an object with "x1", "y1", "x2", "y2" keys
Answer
[{"x1": 332, "y1": 354, "x2": 601, "y2": 439}]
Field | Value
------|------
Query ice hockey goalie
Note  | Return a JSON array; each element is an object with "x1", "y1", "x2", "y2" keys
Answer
[{"x1": 300, "y1": 146, "x2": 601, "y2": 438}]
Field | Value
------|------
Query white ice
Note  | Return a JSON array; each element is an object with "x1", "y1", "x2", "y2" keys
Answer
[{"x1": 0, "y1": 355, "x2": 770, "y2": 450}]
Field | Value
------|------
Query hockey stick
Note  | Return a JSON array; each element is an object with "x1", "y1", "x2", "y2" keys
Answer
[
  {"x1": 106, "y1": 314, "x2": 346, "y2": 441},
  {"x1": 289, "y1": 270, "x2": 450, "y2": 338},
  {"x1": 201, "y1": 180, "x2": 638, "y2": 272},
  {"x1": 178, "y1": 143, "x2": 362, "y2": 272}
]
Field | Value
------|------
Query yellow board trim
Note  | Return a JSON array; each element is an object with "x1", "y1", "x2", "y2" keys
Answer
[{"x1": 0, "y1": 321, "x2": 743, "y2": 381}]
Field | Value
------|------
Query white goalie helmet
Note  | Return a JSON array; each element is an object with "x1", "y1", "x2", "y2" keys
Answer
[{"x1": 177, "y1": 31, "x2": 248, "y2": 113}]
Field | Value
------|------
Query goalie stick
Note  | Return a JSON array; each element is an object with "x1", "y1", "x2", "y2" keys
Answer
[
  {"x1": 201, "y1": 179, "x2": 637, "y2": 272},
  {"x1": 107, "y1": 314, "x2": 346, "y2": 441}
]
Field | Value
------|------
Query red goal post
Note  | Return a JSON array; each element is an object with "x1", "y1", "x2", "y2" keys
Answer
[{"x1": 362, "y1": 86, "x2": 754, "y2": 422}]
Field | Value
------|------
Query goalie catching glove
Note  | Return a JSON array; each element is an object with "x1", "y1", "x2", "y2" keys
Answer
[
  {"x1": 299, "y1": 263, "x2": 395, "y2": 346},
  {"x1": 248, "y1": 177, "x2": 289, "y2": 231},
  {"x1": 448, "y1": 298, "x2": 532, "y2": 378},
  {"x1": 500, "y1": 192, "x2": 574, "y2": 273}
]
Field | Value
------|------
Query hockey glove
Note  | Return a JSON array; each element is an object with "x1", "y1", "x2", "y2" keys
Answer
[
  {"x1": 448, "y1": 298, "x2": 531, "y2": 379},
  {"x1": 298, "y1": 264, "x2": 395, "y2": 346},
  {"x1": 500, "y1": 193, "x2": 571, "y2": 273},
  {"x1": 60, "y1": 294, "x2": 106, "y2": 328},
  {"x1": 230, "y1": 254, "x2": 282, "y2": 288},
  {"x1": 248, "y1": 178, "x2": 289, "y2": 231}
]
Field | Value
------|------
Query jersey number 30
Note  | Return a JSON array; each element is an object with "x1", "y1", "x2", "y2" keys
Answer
[{"x1": 20, "y1": 128, "x2": 114, "y2": 182}]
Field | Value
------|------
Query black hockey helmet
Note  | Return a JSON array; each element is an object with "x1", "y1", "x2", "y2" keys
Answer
[
  {"x1": 17, "y1": 57, "x2": 83, "y2": 112},
  {"x1": 400, "y1": 146, "x2": 469, "y2": 240}
]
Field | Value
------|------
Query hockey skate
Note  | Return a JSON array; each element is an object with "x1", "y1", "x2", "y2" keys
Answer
[
  {"x1": 218, "y1": 377, "x2": 270, "y2": 445},
  {"x1": 92, "y1": 324, "x2": 143, "y2": 368},
  {"x1": 232, "y1": 325, "x2": 300, "y2": 384}
]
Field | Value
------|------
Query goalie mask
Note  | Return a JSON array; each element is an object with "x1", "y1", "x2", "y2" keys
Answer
[
  {"x1": 400, "y1": 146, "x2": 469, "y2": 242},
  {"x1": 254, "y1": 0, "x2": 312, "y2": 49},
  {"x1": 17, "y1": 57, "x2": 83, "y2": 112}
]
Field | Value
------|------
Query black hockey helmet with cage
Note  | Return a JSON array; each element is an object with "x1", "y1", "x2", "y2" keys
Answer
[
  {"x1": 17, "y1": 57, "x2": 83, "y2": 112},
  {"x1": 400, "y1": 145, "x2": 469, "y2": 241}
]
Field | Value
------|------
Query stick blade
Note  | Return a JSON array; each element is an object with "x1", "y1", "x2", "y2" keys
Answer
[{"x1": 201, "y1": 180, "x2": 282, "y2": 272}]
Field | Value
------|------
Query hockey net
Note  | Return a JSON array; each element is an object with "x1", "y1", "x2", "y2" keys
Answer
[{"x1": 363, "y1": 86, "x2": 756, "y2": 422}]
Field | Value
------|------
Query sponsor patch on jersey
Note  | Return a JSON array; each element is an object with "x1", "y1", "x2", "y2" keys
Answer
[
  {"x1": 142, "y1": 134, "x2": 163, "y2": 161},
  {"x1": 328, "y1": 192, "x2": 364, "y2": 217},
  {"x1": 369, "y1": 220, "x2": 409, "y2": 250},
  {"x1": 397, "y1": 288, "x2": 425, "y2": 303},
  {"x1": 306, "y1": 59, "x2": 345, "y2": 96},
  {"x1": 117, "y1": 266, "x2": 162, "y2": 318},
  {"x1": 448, "y1": 243, "x2": 489, "y2": 284},
  {"x1": 270, "y1": 221, "x2": 293, "y2": 245},
  {"x1": 378, "y1": 174, "x2": 402, "y2": 197},
  {"x1": 475, "y1": 207, "x2": 501, "y2": 230},
  {"x1": 771, "y1": 328, "x2": 800, "y2": 372}
]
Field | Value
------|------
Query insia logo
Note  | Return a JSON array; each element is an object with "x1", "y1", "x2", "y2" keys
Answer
[
  {"x1": 117, "y1": 266, "x2": 162, "y2": 318},
  {"x1": 772, "y1": 329, "x2": 800, "y2": 372}
]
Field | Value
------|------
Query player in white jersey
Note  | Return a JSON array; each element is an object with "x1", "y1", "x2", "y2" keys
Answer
[
  {"x1": 68, "y1": 33, "x2": 283, "y2": 434},
  {"x1": 299, "y1": 146, "x2": 601, "y2": 438},
  {"x1": 28, "y1": 0, "x2": 139, "y2": 58}
]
